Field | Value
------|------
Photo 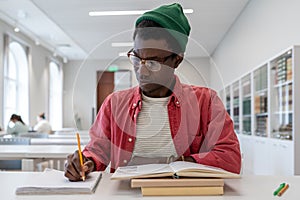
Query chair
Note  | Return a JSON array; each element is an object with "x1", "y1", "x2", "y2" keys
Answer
[
  {"x1": 0, "y1": 137, "x2": 30, "y2": 145},
  {"x1": 0, "y1": 137, "x2": 30, "y2": 170}
]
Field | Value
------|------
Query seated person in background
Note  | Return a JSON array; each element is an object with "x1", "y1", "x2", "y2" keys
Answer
[
  {"x1": 33, "y1": 112, "x2": 52, "y2": 134},
  {"x1": 64, "y1": 3, "x2": 241, "y2": 181},
  {"x1": 7, "y1": 114, "x2": 29, "y2": 135}
]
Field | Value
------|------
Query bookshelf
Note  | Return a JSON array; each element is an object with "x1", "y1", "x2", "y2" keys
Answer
[
  {"x1": 225, "y1": 86, "x2": 231, "y2": 115},
  {"x1": 253, "y1": 64, "x2": 268, "y2": 137},
  {"x1": 270, "y1": 50, "x2": 293, "y2": 140},
  {"x1": 232, "y1": 81, "x2": 240, "y2": 134},
  {"x1": 241, "y1": 74, "x2": 251, "y2": 135},
  {"x1": 221, "y1": 46, "x2": 300, "y2": 175}
]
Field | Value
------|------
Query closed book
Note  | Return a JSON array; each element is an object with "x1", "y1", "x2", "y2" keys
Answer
[
  {"x1": 131, "y1": 178, "x2": 224, "y2": 188},
  {"x1": 141, "y1": 186, "x2": 224, "y2": 196}
]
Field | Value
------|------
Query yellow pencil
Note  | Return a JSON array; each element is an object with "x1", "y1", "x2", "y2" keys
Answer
[{"x1": 76, "y1": 133, "x2": 85, "y2": 181}]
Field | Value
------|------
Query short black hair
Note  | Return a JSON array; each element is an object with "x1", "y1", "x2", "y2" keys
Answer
[{"x1": 133, "y1": 20, "x2": 182, "y2": 54}]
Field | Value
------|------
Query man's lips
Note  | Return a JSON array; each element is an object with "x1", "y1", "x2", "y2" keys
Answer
[{"x1": 138, "y1": 79, "x2": 153, "y2": 84}]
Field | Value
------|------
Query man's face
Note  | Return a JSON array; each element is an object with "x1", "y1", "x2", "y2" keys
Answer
[{"x1": 132, "y1": 36, "x2": 177, "y2": 97}]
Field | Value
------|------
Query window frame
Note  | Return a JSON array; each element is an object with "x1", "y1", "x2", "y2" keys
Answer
[
  {"x1": 48, "y1": 59, "x2": 63, "y2": 130},
  {"x1": 2, "y1": 34, "x2": 30, "y2": 127}
]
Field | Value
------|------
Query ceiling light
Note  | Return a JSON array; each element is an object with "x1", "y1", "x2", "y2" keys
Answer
[
  {"x1": 89, "y1": 9, "x2": 193, "y2": 16},
  {"x1": 14, "y1": 26, "x2": 20, "y2": 32},
  {"x1": 118, "y1": 52, "x2": 128, "y2": 57},
  {"x1": 111, "y1": 42, "x2": 133, "y2": 47}
]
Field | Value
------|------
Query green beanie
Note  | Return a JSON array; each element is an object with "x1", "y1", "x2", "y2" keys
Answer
[{"x1": 135, "y1": 3, "x2": 191, "y2": 52}]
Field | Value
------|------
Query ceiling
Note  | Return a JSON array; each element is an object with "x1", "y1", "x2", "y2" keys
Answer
[{"x1": 0, "y1": 0, "x2": 250, "y2": 60}]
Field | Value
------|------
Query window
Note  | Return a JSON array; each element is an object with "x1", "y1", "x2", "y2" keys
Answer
[
  {"x1": 49, "y1": 61, "x2": 63, "y2": 130},
  {"x1": 3, "y1": 36, "x2": 29, "y2": 128}
]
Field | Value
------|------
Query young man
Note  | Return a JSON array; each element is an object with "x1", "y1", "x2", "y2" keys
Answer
[{"x1": 64, "y1": 3, "x2": 241, "y2": 181}]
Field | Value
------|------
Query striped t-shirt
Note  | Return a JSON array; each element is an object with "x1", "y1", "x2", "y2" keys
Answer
[{"x1": 130, "y1": 93, "x2": 178, "y2": 164}]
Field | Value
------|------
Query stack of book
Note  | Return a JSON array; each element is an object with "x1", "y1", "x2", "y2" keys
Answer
[
  {"x1": 275, "y1": 55, "x2": 292, "y2": 84},
  {"x1": 131, "y1": 178, "x2": 224, "y2": 196},
  {"x1": 286, "y1": 57, "x2": 292, "y2": 81},
  {"x1": 111, "y1": 161, "x2": 240, "y2": 196}
]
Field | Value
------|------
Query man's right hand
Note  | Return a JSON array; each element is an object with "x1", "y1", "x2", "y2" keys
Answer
[{"x1": 64, "y1": 150, "x2": 95, "y2": 181}]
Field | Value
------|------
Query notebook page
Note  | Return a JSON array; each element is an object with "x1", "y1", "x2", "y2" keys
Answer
[
  {"x1": 111, "y1": 164, "x2": 173, "y2": 179},
  {"x1": 169, "y1": 161, "x2": 234, "y2": 174},
  {"x1": 16, "y1": 168, "x2": 102, "y2": 195}
]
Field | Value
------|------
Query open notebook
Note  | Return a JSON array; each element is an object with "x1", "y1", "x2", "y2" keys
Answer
[{"x1": 15, "y1": 168, "x2": 102, "y2": 195}]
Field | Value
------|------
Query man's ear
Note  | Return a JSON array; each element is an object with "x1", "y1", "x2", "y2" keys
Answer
[{"x1": 173, "y1": 53, "x2": 184, "y2": 68}]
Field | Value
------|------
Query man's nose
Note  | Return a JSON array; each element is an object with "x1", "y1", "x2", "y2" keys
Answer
[{"x1": 137, "y1": 62, "x2": 150, "y2": 76}]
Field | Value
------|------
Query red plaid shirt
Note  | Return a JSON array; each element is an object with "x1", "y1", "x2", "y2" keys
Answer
[{"x1": 83, "y1": 76, "x2": 241, "y2": 174}]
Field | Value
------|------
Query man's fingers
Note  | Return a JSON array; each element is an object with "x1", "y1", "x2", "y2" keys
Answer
[
  {"x1": 64, "y1": 151, "x2": 83, "y2": 181},
  {"x1": 64, "y1": 170, "x2": 79, "y2": 182},
  {"x1": 83, "y1": 160, "x2": 94, "y2": 173},
  {"x1": 71, "y1": 152, "x2": 82, "y2": 174}
]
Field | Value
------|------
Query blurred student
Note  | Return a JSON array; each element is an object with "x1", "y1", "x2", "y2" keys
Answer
[
  {"x1": 33, "y1": 113, "x2": 52, "y2": 134},
  {"x1": 6, "y1": 114, "x2": 29, "y2": 135}
]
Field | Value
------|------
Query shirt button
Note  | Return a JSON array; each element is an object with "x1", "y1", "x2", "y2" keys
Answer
[
  {"x1": 133, "y1": 103, "x2": 137, "y2": 107},
  {"x1": 134, "y1": 114, "x2": 136, "y2": 118},
  {"x1": 128, "y1": 138, "x2": 132, "y2": 142},
  {"x1": 123, "y1": 160, "x2": 127, "y2": 164}
]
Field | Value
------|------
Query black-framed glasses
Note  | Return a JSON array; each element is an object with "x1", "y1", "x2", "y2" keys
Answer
[{"x1": 127, "y1": 48, "x2": 174, "y2": 72}]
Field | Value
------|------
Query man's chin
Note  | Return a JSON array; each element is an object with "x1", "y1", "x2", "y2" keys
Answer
[
  {"x1": 139, "y1": 83, "x2": 158, "y2": 93},
  {"x1": 139, "y1": 83, "x2": 152, "y2": 91}
]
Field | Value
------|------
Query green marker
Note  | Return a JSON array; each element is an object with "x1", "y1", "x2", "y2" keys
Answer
[{"x1": 273, "y1": 183, "x2": 286, "y2": 196}]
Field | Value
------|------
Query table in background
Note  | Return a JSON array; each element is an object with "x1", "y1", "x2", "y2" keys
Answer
[
  {"x1": 53, "y1": 130, "x2": 89, "y2": 136},
  {"x1": 0, "y1": 145, "x2": 81, "y2": 171},
  {"x1": 30, "y1": 138, "x2": 89, "y2": 145},
  {"x1": 48, "y1": 134, "x2": 90, "y2": 139}
]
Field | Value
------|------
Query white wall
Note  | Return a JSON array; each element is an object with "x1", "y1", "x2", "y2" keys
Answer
[
  {"x1": 211, "y1": 0, "x2": 300, "y2": 90},
  {"x1": 63, "y1": 57, "x2": 210, "y2": 130},
  {"x1": 176, "y1": 57, "x2": 210, "y2": 87},
  {"x1": 63, "y1": 59, "x2": 130, "y2": 130},
  {"x1": 0, "y1": 22, "x2": 4, "y2": 128},
  {"x1": 0, "y1": 19, "x2": 62, "y2": 128}
]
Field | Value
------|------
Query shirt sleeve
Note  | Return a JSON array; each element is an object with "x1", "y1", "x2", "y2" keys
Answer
[
  {"x1": 190, "y1": 90, "x2": 242, "y2": 174},
  {"x1": 82, "y1": 96, "x2": 112, "y2": 171}
]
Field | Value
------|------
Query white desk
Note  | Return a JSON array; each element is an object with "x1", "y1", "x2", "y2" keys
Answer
[
  {"x1": 0, "y1": 172, "x2": 299, "y2": 200},
  {"x1": 0, "y1": 145, "x2": 79, "y2": 159},
  {"x1": 53, "y1": 130, "x2": 89, "y2": 136},
  {"x1": 30, "y1": 138, "x2": 89, "y2": 145},
  {"x1": 0, "y1": 145, "x2": 80, "y2": 171},
  {"x1": 48, "y1": 134, "x2": 90, "y2": 139}
]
